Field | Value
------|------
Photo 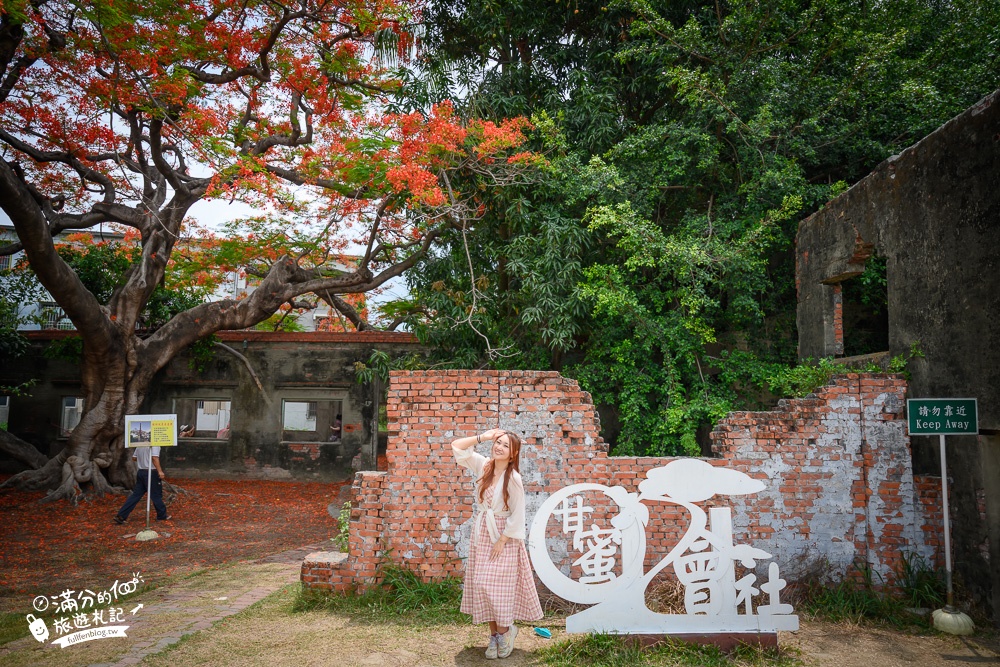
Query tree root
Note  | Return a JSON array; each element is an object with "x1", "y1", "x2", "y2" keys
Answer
[
  {"x1": 1, "y1": 450, "x2": 125, "y2": 503},
  {"x1": 163, "y1": 481, "x2": 197, "y2": 503},
  {"x1": 0, "y1": 455, "x2": 63, "y2": 492},
  {"x1": 39, "y1": 460, "x2": 84, "y2": 505}
]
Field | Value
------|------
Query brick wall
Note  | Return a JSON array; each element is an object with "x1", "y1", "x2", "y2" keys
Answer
[
  {"x1": 832, "y1": 284, "x2": 844, "y2": 356},
  {"x1": 302, "y1": 370, "x2": 943, "y2": 593}
]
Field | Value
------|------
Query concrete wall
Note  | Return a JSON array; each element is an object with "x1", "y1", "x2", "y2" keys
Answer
[
  {"x1": 796, "y1": 89, "x2": 1000, "y2": 619},
  {"x1": 303, "y1": 371, "x2": 943, "y2": 603},
  {"x1": 0, "y1": 330, "x2": 423, "y2": 479}
]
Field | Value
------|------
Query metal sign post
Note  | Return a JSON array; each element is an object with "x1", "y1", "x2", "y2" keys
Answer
[
  {"x1": 907, "y1": 398, "x2": 977, "y2": 635},
  {"x1": 124, "y1": 414, "x2": 178, "y2": 542},
  {"x1": 145, "y1": 452, "x2": 153, "y2": 531}
]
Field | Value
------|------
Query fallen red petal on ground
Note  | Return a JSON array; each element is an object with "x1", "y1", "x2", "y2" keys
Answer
[{"x1": 0, "y1": 475, "x2": 348, "y2": 608}]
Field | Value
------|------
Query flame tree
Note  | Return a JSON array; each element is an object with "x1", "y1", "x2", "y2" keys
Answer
[{"x1": 0, "y1": 0, "x2": 533, "y2": 500}]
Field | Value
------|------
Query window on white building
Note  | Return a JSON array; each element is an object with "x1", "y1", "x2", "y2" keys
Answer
[
  {"x1": 61, "y1": 397, "x2": 84, "y2": 436},
  {"x1": 38, "y1": 301, "x2": 73, "y2": 329},
  {"x1": 0, "y1": 396, "x2": 10, "y2": 428}
]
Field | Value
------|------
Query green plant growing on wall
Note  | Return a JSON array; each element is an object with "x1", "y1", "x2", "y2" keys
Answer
[
  {"x1": 187, "y1": 335, "x2": 220, "y2": 374},
  {"x1": 334, "y1": 502, "x2": 352, "y2": 553},
  {"x1": 764, "y1": 358, "x2": 842, "y2": 399},
  {"x1": 888, "y1": 341, "x2": 924, "y2": 378}
]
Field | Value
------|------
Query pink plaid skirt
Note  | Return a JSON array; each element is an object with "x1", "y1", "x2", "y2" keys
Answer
[{"x1": 461, "y1": 512, "x2": 543, "y2": 625}]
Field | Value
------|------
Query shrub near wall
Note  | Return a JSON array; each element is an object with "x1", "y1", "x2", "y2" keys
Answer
[{"x1": 303, "y1": 371, "x2": 942, "y2": 595}]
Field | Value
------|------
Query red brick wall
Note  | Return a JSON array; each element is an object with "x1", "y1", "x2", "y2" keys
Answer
[
  {"x1": 914, "y1": 475, "x2": 944, "y2": 569},
  {"x1": 303, "y1": 370, "x2": 943, "y2": 593}
]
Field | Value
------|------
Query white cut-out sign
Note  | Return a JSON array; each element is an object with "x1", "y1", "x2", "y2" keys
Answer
[{"x1": 528, "y1": 459, "x2": 798, "y2": 634}]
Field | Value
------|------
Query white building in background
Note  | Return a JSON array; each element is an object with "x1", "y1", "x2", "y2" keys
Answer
[
  {"x1": 0, "y1": 220, "x2": 124, "y2": 331},
  {"x1": 0, "y1": 220, "x2": 363, "y2": 333}
]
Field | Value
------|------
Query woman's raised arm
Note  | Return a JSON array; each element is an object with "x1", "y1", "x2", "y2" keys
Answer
[{"x1": 451, "y1": 428, "x2": 503, "y2": 452}]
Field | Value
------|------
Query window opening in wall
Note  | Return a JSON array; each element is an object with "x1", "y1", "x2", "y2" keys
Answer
[
  {"x1": 841, "y1": 253, "x2": 889, "y2": 357},
  {"x1": 173, "y1": 399, "x2": 232, "y2": 438},
  {"x1": 282, "y1": 399, "x2": 343, "y2": 442},
  {"x1": 0, "y1": 395, "x2": 10, "y2": 429},
  {"x1": 0, "y1": 254, "x2": 11, "y2": 271},
  {"x1": 61, "y1": 397, "x2": 84, "y2": 436}
]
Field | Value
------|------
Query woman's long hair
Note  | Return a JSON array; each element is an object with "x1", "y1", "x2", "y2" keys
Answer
[{"x1": 477, "y1": 431, "x2": 521, "y2": 510}]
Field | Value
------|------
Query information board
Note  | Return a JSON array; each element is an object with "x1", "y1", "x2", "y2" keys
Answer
[{"x1": 124, "y1": 414, "x2": 178, "y2": 448}]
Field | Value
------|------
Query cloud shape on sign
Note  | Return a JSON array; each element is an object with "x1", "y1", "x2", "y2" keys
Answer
[{"x1": 638, "y1": 458, "x2": 765, "y2": 503}]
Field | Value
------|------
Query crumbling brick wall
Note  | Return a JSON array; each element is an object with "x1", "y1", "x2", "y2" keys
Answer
[{"x1": 303, "y1": 370, "x2": 943, "y2": 593}]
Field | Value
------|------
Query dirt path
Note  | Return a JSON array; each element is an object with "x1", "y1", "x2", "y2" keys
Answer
[
  {"x1": 0, "y1": 545, "x2": 317, "y2": 667},
  {"x1": 789, "y1": 622, "x2": 1000, "y2": 667},
  {"x1": 4, "y1": 547, "x2": 997, "y2": 667}
]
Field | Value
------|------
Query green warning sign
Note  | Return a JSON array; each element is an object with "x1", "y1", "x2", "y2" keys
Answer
[{"x1": 907, "y1": 399, "x2": 978, "y2": 435}]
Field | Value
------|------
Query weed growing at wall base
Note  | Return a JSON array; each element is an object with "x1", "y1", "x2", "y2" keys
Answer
[
  {"x1": 293, "y1": 566, "x2": 465, "y2": 625},
  {"x1": 799, "y1": 559, "x2": 944, "y2": 629},
  {"x1": 537, "y1": 634, "x2": 804, "y2": 667}
]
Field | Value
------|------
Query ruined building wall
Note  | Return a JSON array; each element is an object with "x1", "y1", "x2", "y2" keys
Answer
[
  {"x1": 303, "y1": 370, "x2": 943, "y2": 596},
  {"x1": 796, "y1": 89, "x2": 999, "y2": 618}
]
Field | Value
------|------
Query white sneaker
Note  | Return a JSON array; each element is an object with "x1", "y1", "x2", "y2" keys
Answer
[
  {"x1": 497, "y1": 625, "x2": 518, "y2": 658},
  {"x1": 485, "y1": 633, "x2": 499, "y2": 659}
]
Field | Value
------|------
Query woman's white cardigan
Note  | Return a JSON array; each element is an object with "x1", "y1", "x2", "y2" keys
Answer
[{"x1": 453, "y1": 443, "x2": 527, "y2": 542}]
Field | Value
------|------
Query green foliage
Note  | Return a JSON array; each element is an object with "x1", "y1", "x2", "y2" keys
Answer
[
  {"x1": 800, "y1": 558, "x2": 943, "y2": 628},
  {"x1": 888, "y1": 341, "x2": 924, "y2": 377},
  {"x1": 538, "y1": 633, "x2": 803, "y2": 667},
  {"x1": 0, "y1": 259, "x2": 47, "y2": 335},
  {"x1": 354, "y1": 350, "x2": 393, "y2": 385},
  {"x1": 43, "y1": 335, "x2": 84, "y2": 362},
  {"x1": 353, "y1": 350, "x2": 425, "y2": 385},
  {"x1": 293, "y1": 565, "x2": 464, "y2": 625},
  {"x1": 0, "y1": 327, "x2": 29, "y2": 360},
  {"x1": 395, "y1": 0, "x2": 1000, "y2": 455},
  {"x1": 0, "y1": 270, "x2": 38, "y2": 395},
  {"x1": 252, "y1": 312, "x2": 306, "y2": 332},
  {"x1": 801, "y1": 581, "x2": 903, "y2": 625},
  {"x1": 763, "y1": 358, "x2": 842, "y2": 399},
  {"x1": 52, "y1": 242, "x2": 209, "y2": 331},
  {"x1": 0, "y1": 612, "x2": 29, "y2": 647},
  {"x1": 895, "y1": 552, "x2": 945, "y2": 609},
  {"x1": 187, "y1": 335, "x2": 219, "y2": 373},
  {"x1": 334, "y1": 502, "x2": 351, "y2": 553},
  {"x1": 0, "y1": 379, "x2": 36, "y2": 399},
  {"x1": 844, "y1": 255, "x2": 889, "y2": 315}
]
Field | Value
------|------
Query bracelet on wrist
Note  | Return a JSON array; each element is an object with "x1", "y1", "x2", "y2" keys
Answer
[{"x1": 476, "y1": 433, "x2": 482, "y2": 443}]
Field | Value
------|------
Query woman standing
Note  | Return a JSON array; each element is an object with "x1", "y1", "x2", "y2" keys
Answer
[{"x1": 452, "y1": 428, "x2": 543, "y2": 659}]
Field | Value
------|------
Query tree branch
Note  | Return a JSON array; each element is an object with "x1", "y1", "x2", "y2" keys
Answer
[
  {"x1": 0, "y1": 159, "x2": 114, "y2": 347},
  {"x1": 319, "y1": 291, "x2": 371, "y2": 331},
  {"x1": 213, "y1": 341, "x2": 268, "y2": 397}
]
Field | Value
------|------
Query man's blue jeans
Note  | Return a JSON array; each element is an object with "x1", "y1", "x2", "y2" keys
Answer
[{"x1": 116, "y1": 469, "x2": 167, "y2": 521}]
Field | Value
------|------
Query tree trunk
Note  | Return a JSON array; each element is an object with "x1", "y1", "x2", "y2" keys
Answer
[{"x1": 1, "y1": 335, "x2": 148, "y2": 502}]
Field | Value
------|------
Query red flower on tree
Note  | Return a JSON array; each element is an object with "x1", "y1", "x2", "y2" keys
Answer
[{"x1": 0, "y1": 0, "x2": 536, "y2": 501}]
